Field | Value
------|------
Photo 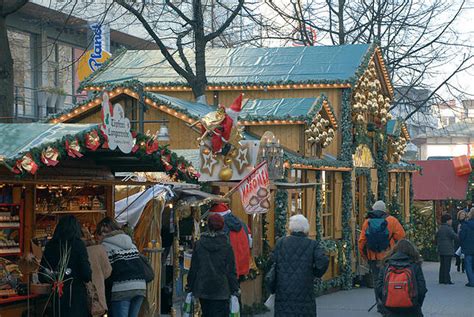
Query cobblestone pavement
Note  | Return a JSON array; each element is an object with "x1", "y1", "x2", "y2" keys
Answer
[{"x1": 257, "y1": 261, "x2": 474, "y2": 317}]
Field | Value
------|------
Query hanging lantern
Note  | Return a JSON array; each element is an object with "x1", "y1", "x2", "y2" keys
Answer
[{"x1": 156, "y1": 124, "x2": 170, "y2": 141}]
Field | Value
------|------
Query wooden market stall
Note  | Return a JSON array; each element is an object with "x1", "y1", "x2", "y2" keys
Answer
[
  {"x1": 47, "y1": 43, "x2": 418, "y2": 298},
  {"x1": 0, "y1": 123, "x2": 198, "y2": 317}
]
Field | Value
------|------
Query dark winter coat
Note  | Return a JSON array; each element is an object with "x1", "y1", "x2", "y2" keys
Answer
[
  {"x1": 460, "y1": 219, "x2": 474, "y2": 255},
  {"x1": 187, "y1": 231, "x2": 239, "y2": 300},
  {"x1": 375, "y1": 252, "x2": 427, "y2": 317},
  {"x1": 435, "y1": 223, "x2": 458, "y2": 256},
  {"x1": 40, "y1": 237, "x2": 92, "y2": 317},
  {"x1": 271, "y1": 232, "x2": 329, "y2": 317}
]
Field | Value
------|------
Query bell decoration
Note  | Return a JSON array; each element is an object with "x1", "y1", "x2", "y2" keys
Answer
[
  {"x1": 85, "y1": 130, "x2": 101, "y2": 151},
  {"x1": 41, "y1": 147, "x2": 59, "y2": 166},
  {"x1": 14, "y1": 154, "x2": 38, "y2": 175},
  {"x1": 65, "y1": 139, "x2": 83, "y2": 158}
]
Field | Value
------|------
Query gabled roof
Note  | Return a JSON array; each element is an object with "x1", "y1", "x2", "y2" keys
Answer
[
  {"x1": 82, "y1": 44, "x2": 373, "y2": 88},
  {"x1": 240, "y1": 95, "x2": 338, "y2": 127},
  {"x1": 50, "y1": 89, "x2": 337, "y2": 127},
  {"x1": 242, "y1": 98, "x2": 316, "y2": 118}
]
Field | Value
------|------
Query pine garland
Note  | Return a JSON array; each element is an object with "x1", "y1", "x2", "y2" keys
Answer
[
  {"x1": 315, "y1": 170, "x2": 323, "y2": 241},
  {"x1": 275, "y1": 184, "x2": 288, "y2": 240},
  {"x1": 4, "y1": 125, "x2": 199, "y2": 183}
]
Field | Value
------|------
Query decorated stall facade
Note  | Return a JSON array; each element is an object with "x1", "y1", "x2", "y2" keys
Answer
[
  {"x1": 49, "y1": 44, "x2": 417, "y2": 295},
  {"x1": 0, "y1": 123, "x2": 198, "y2": 316}
]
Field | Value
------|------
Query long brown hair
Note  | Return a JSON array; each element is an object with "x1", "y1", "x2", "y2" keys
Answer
[
  {"x1": 95, "y1": 216, "x2": 122, "y2": 236},
  {"x1": 385, "y1": 239, "x2": 422, "y2": 264}
]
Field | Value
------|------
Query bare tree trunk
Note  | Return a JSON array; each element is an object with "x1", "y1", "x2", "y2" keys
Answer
[
  {"x1": 337, "y1": 0, "x2": 345, "y2": 44},
  {"x1": 0, "y1": 14, "x2": 14, "y2": 122},
  {"x1": 193, "y1": 0, "x2": 208, "y2": 103}
]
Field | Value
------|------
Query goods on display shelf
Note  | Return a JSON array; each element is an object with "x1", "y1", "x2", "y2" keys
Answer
[
  {"x1": 0, "y1": 203, "x2": 24, "y2": 257},
  {"x1": 34, "y1": 184, "x2": 107, "y2": 240}
]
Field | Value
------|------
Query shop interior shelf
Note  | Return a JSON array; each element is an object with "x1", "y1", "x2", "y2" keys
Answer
[
  {"x1": 36, "y1": 209, "x2": 107, "y2": 215},
  {"x1": 0, "y1": 224, "x2": 20, "y2": 229}
]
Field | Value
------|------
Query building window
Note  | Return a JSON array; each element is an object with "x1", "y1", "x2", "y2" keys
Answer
[
  {"x1": 288, "y1": 169, "x2": 304, "y2": 216},
  {"x1": 321, "y1": 171, "x2": 334, "y2": 239},
  {"x1": 8, "y1": 30, "x2": 33, "y2": 117},
  {"x1": 47, "y1": 40, "x2": 75, "y2": 109}
]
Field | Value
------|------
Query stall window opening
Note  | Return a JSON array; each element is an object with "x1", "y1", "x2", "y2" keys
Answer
[{"x1": 321, "y1": 171, "x2": 334, "y2": 239}]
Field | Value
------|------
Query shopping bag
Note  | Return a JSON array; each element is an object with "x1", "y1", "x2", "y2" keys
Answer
[
  {"x1": 183, "y1": 292, "x2": 193, "y2": 317},
  {"x1": 455, "y1": 246, "x2": 463, "y2": 257},
  {"x1": 264, "y1": 294, "x2": 275, "y2": 310},
  {"x1": 230, "y1": 295, "x2": 240, "y2": 317}
]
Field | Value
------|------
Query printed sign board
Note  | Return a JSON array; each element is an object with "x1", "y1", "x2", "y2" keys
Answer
[
  {"x1": 77, "y1": 23, "x2": 111, "y2": 81},
  {"x1": 237, "y1": 161, "x2": 271, "y2": 215},
  {"x1": 101, "y1": 93, "x2": 133, "y2": 153}
]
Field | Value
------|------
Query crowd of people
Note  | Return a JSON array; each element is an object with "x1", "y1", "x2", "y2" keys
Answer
[
  {"x1": 39, "y1": 215, "x2": 146, "y2": 317},
  {"x1": 435, "y1": 208, "x2": 474, "y2": 288},
  {"x1": 38, "y1": 199, "x2": 474, "y2": 317}
]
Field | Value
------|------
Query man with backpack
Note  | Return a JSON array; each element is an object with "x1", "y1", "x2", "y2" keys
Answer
[{"x1": 358, "y1": 200, "x2": 406, "y2": 313}]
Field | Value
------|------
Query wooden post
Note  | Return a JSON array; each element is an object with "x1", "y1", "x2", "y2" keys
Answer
[
  {"x1": 23, "y1": 185, "x2": 35, "y2": 255},
  {"x1": 106, "y1": 185, "x2": 114, "y2": 218}
]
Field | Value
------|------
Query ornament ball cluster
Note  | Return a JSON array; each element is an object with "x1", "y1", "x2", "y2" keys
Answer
[
  {"x1": 353, "y1": 60, "x2": 392, "y2": 125},
  {"x1": 305, "y1": 112, "x2": 335, "y2": 148}
]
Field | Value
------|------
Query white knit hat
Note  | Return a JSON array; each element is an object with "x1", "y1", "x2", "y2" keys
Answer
[{"x1": 372, "y1": 200, "x2": 386, "y2": 212}]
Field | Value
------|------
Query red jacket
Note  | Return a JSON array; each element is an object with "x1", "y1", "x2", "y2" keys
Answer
[{"x1": 223, "y1": 214, "x2": 251, "y2": 277}]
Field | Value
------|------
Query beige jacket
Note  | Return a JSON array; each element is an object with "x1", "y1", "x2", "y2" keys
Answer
[{"x1": 86, "y1": 244, "x2": 112, "y2": 316}]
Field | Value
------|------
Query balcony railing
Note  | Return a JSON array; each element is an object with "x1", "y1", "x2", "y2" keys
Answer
[{"x1": 13, "y1": 86, "x2": 88, "y2": 121}]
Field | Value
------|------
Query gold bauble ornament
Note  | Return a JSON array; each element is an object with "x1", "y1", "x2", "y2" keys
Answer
[
  {"x1": 203, "y1": 148, "x2": 210, "y2": 155},
  {"x1": 219, "y1": 166, "x2": 233, "y2": 181}
]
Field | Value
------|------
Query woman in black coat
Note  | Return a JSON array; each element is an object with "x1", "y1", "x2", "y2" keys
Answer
[
  {"x1": 270, "y1": 214, "x2": 329, "y2": 317},
  {"x1": 187, "y1": 213, "x2": 239, "y2": 316},
  {"x1": 376, "y1": 239, "x2": 427, "y2": 317},
  {"x1": 40, "y1": 215, "x2": 92, "y2": 317},
  {"x1": 435, "y1": 214, "x2": 458, "y2": 284}
]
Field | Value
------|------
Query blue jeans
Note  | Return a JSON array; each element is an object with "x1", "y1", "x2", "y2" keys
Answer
[
  {"x1": 110, "y1": 296, "x2": 144, "y2": 317},
  {"x1": 466, "y1": 255, "x2": 474, "y2": 286}
]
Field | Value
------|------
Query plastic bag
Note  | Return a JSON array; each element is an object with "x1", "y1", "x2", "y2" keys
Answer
[
  {"x1": 455, "y1": 246, "x2": 463, "y2": 257},
  {"x1": 183, "y1": 292, "x2": 193, "y2": 317},
  {"x1": 230, "y1": 295, "x2": 240, "y2": 317},
  {"x1": 264, "y1": 294, "x2": 275, "y2": 310}
]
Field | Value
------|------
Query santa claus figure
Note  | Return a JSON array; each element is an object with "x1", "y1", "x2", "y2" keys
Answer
[
  {"x1": 209, "y1": 203, "x2": 251, "y2": 277},
  {"x1": 200, "y1": 94, "x2": 243, "y2": 154}
]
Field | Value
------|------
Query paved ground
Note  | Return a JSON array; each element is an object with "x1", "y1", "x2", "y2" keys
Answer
[{"x1": 257, "y1": 261, "x2": 474, "y2": 317}]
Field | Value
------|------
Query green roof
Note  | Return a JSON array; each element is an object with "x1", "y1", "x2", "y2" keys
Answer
[
  {"x1": 0, "y1": 123, "x2": 96, "y2": 160},
  {"x1": 83, "y1": 44, "x2": 372, "y2": 87},
  {"x1": 241, "y1": 97, "x2": 317, "y2": 118},
  {"x1": 148, "y1": 93, "x2": 213, "y2": 118}
]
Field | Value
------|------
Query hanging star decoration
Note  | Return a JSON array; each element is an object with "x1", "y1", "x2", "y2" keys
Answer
[
  {"x1": 201, "y1": 149, "x2": 218, "y2": 175},
  {"x1": 234, "y1": 145, "x2": 250, "y2": 173}
]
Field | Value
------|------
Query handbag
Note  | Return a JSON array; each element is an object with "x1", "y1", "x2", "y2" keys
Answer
[
  {"x1": 265, "y1": 263, "x2": 276, "y2": 294},
  {"x1": 86, "y1": 282, "x2": 106, "y2": 316},
  {"x1": 139, "y1": 254, "x2": 155, "y2": 283},
  {"x1": 183, "y1": 292, "x2": 194, "y2": 317},
  {"x1": 264, "y1": 294, "x2": 275, "y2": 310},
  {"x1": 230, "y1": 295, "x2": 240, "y2": 317}
]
